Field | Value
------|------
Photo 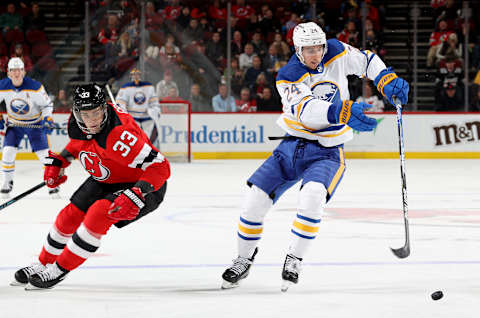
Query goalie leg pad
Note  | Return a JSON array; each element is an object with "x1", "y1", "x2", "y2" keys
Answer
[
  {"x1": 288, "y1": 181, "x2": 327, "y2": 259},
  {"x1": 237, "y1": 185, "x2": 272, "y2": 258}
]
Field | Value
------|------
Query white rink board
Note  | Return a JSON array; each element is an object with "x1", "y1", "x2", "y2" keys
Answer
[{"x1": 6, "y1": 113, "x2": 480, "y2": 155}]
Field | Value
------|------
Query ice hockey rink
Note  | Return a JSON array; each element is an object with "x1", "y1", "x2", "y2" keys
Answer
[{"x1": 0, "y1": 158, "x2": 479, "y2": 318}]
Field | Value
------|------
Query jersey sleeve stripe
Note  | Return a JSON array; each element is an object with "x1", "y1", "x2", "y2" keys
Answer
[
  {"x1": 128, "y1": 142, "x2": 165, "y2": 170},
  {"x1": 295, "y1": 96, "x2": 314, "y2": 121},
  {"x1": 323, "y1": 49, "x2": 346, "y2": 67}
]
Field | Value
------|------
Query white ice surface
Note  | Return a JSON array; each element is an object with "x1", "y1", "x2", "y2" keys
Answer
[{"x1": 0, "y1": 159, "x2": 479, "y2": 318}]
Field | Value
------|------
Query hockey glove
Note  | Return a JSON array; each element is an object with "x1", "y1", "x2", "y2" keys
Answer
[
  {"x1": 42, "y1": 116, "x2": 56, "y2": 129},
  {"x1": 328, "y1": 100, "x2": 377, "y2": 131},
  {"x1": 147, "y1": 107, "x2": 161, "y2": 121},
  {"x1": 0, "y1": 118, "x2": 4, "y2": 130},
  {"x1": 374, "y1": 67, "x2": 409, "y2": 106},
  {"x1": 44, "y1": 151, "x2": 70, "y2": 188},
  {"x1": 107, "y1": 187, "x2": 145, "y2": 221}
]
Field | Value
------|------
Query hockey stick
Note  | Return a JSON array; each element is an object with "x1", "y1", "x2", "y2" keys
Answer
[
  {"x1": 390, "y1": 97, "x2": 410, "y2": 259},
  {"x1": 0, "y1": 181, "x2": 46, "y2": 211},
  {"x1": 7, "y1": 123, "x2": 63, "y2": 129}
]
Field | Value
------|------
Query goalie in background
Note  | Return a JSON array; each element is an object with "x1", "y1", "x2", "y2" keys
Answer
[
  {"x1": 115, "y1": 68, "x2": 162, "y2": 148},
  {"x1": 11, "y1": 84, "x2": 170, "y2": 290},
  {"x1": 221, "y1": 22, "x2": 409, "y2": 292},
  {"x1": 0, "y1": 57, "x2": 59, "y2": 198}
]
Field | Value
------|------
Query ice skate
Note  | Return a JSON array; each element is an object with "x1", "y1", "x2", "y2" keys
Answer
[
  {"x1": 25, "y1": 263, "x2": 69, "y2": 290},
  {"x1": 1, "y1": 180, "x2": 13, "y2": 199},
  {"x1": 281, "y1": 254, "x2": 302, "y2": 292},
  {"x1": 48, "y1": 187, "x2": 60, "y2": 199},
  {"x1": 221, "y1": 247, "x2": 258, "y2": 289},
  {"x1": 10, "y1": 263, "x2": 46, "y2": 286}
]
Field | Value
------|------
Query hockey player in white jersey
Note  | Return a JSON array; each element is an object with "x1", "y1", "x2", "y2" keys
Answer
[
  {"x1": 115, "y1": 68, "x2": 161, "y2": 147},
  {"x1": 0, "y1": 57, "x2": 59, "y2": 198},
  {"x1": 221, "y1": 22, "x2": 409, "y2": 291}
]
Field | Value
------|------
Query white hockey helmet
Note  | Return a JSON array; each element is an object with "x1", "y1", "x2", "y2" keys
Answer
[
  {"x1": 293, "y1": 22, "x2": 327, "y2": 65},
  {"x1": 8, "y1": 57, "x2": 24, "y2": 70}
]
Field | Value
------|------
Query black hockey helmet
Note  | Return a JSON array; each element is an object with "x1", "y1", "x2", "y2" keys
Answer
[{"x1": 72, "y1": 84, "x2": 108, "y2": 134}]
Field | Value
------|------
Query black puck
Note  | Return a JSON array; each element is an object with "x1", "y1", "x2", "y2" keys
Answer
[{"x1": 431, "y1": 291, "x2": 443, "y2": 300}]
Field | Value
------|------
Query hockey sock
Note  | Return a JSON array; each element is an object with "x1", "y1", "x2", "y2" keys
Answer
[
  {"x1": 56, "y1": 199, "x2": 116, "y2": 271},
  {"x1": 39, "y1": 203, "x2": 85, "y2": 265},
  {"x1": 1, "y1": 146, "x2": 17, "y2": 184},
  {"x1": 288, "y1": 213, "x2": 321, "y2": 258}
]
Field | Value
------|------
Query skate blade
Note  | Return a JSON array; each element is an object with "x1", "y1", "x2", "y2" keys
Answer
[
  {"x1": 24, "y1": 283, "x2": 52, "y2": 291},
  {"x1": 10, "y1": 280, "x2": 26, "y2": 286},
  {"x1": 281, "y1": 280, "x2": 294, "y2": 292},
  {"x1": 221, "y1": 280, "x2": 239, "y2": 289}
]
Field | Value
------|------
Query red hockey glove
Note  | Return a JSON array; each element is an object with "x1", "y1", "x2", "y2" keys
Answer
[
  {"x1": 107, "y1": 187, "x2": 145, "y2": 221},
  {"x1": 44, "y1": 151, "x2": 70, "y2": 188}
]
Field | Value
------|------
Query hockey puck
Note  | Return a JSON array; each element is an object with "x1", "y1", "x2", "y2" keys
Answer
[{"x1": 431, "y1": 291, "x2": 443, "y2": 300}]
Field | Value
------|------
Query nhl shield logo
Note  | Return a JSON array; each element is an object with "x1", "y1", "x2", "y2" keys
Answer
[
  {"x1": 312, "y1": 82, "x2": 340, "y2": 103},
  {"x1": 79, "y1": 151, "x2": 110, "y2": 181}
]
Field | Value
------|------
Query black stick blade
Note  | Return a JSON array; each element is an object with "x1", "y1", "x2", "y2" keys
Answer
[{"x1": 390, "y1": 245, "x2": 410, "y2": 259}]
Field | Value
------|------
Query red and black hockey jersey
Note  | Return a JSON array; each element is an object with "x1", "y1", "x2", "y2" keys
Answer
[{"x1": 65, "y1": 102, "x2": 170, "y2": 191}]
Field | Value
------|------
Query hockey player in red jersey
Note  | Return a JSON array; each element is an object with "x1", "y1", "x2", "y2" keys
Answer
[{"x1": 11, "y1": 84, "x2": 170, "y2": 290}]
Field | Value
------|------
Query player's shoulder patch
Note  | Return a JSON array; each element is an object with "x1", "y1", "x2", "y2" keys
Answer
[
  {"x1": 276, "y1": 55, "x2": 309, "y2": 84},
  {"x1": 322, "y1": 39, "x2": 346, "y2": 66},
  {"x1": 21, "y1": 77, "x2": 42, "y2": 91}
]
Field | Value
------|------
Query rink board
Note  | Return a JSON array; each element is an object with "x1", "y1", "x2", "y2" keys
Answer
[{"x1": 2, "y1": 113, "x2": 480, "y2": 159}]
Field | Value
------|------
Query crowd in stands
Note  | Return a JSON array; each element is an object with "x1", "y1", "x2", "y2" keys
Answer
[
  {"x1": 0, "y1": 2, "x2": 56, "y2": 95},
  {"x1": 85, "y1": 0, "x2": 389, "y2": 113},
  {"x1": 2, "y1": 1, "x2": 480, "y2": 112},
  {"x1": 429, "y1": 0, "x2": 480, "y2": 111}
]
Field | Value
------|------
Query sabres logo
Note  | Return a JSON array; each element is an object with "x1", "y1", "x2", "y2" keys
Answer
[
  {"x1": 312, "y1": 81, "x2": 340, "y2": 103},
  {"x1": 134, "y1": 91, "x2": 146, "y2": 105},
  {"x1": 78, "y1": 151, "x2": 110, "y2": 181},
  {"x1": 10, "y1": 98, "x2": 30, "y2": 115}
]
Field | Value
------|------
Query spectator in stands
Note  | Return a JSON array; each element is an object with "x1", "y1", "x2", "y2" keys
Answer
[
  {"x1": 365, "y1": 0, "x2": 381, "y2": 31},
  {"x1": 436, "y1": 32, "x2": 462, "y2": 64},
  {"x1": 250, "y1": 32, "x2": 267, "y2": 58},
  {"x1": 356, "y1": 80, "x2": 385, "y2": 112},
  {"x1": 183, "y1": 18, "x2": 203, "y2": 46},
  {"x1": 208, "y1": 0, "x2": 227, "y2": 28},
  {"x1": 237, "y1": 87, "x2": 257, "y2": 112},
  {"x1": 231, "y1": 30, "x2": 244, "y2": 59},
  {"x1": 337, "y1": 21, "x2": 359, "y2": 47},
  {"x1": 259, "y1": 8, "x2": 281, "y2": 35},
  {"x1": 115, "y1": 32, "x2": 137, "y2": 58},
  {"x1": 435, "y1": 0, "x2": 460, "y2": 30},
  {"x1": 161, "y1": 86, "x2": 182, "y2": 102},
  {"x1": 53, "y1": 89, "x2": 72, "y2": 112},
  {"x1": 25, "y1": 2, "x2": 45, "y2": 31},
  {"x1": 232, "y1": 0, "x2": 255, "y2": 29},
  {"x1": 97, "y1": 14, "x2": 119, "y2": 45},
  {"x1": 435, "y1": 55, "x2": 463, "y2": 102},
  {"x1": 176, "y1": 6, "x2": 191, "y2": 31},
  {"x1": 145, "y1": 1, "x2": 163, "y2": 31},
  {"x1": 206, "y1": 32, "x2": 225, "y2": 71},
  {"x1": 244, "y1": 55, "x2": 265, "y2": 89},
  {"x1": 0, "y1": 3, "x2": 23, "y2": 33},
  {"x1": 272, "y1": 33, "x2": 291, "y2": 59},
  {"x1": 156, "y1": 70, "x2": 179, "y2": 100},
  {"x1": 365, "y1": 29, "x2": 385, "y2": 58},
  {"x1": 436, "y1": 80, "x2": 464, "y2": 111},
  {"x1": 239, "y1": 43, "x2": 257, "y2": 71},
  {"x1": 212, "y1": 83, "x2": 236, "y2": 112},
  {"x1": 251, "y1": 72, "x2": 270, "y2": 99},
  {"x1": 427, "y1": 18, "x2": 453, "y2": 68},
  {"x1": 164, "y1": 0, "x2": 182, "y2": 21},
  {"x1": 223, "y1": 58, "x2": 244, "y2": 97},
  {"x1": 285, "y1": 13, "x2": 299, "y2": 33},
  {"x1": 159, "y1": 41, "x2": 182, "y2": 71},
  {"x1": 256, "y1": 87, "x2": 280, "y2": 112},
  {"x1": 11, "y1": 43, "x2": 33, "y2": 74},
  {"x1": 189, "y1": 83, "x2": 211, "y2": 112},
  {"x1": 263, "y1": 44, "x2": 283, "y2": 78}
]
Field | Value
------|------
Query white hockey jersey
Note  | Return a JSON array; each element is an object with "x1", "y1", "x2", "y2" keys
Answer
[
  {"x1": 116, "y1": 81, "x2": 160, "y2": 120},
  {"x1": 276, "y1": 38, "x2": 387, "y2": 147},
  {"x1": 0, "y1": 76, "x2": 53, "y2": 125}
]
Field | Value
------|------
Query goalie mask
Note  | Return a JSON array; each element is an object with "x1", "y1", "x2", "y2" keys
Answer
[
  {"x1": 130, "y1": 68, "x2": 141, "y2": 84},
  {"x1": 293, "y1": 22, "x2": 327, "y2": 66},
  {"x1": 72, "y1": 84, "x2": 108, "y2": 134}
]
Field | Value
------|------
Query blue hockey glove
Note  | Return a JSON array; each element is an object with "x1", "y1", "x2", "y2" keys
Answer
[
  {"x1": 374, "y1": 67, "x2": 409, "y2": 105},
  {"x1": 328, "y1": 100, "x2": 377, "y2": 132},
  {"x1": 0, "y1": 118, "x2": 4, "y2": 130},
  {"x1": 42, "y1": 116, "x2": 55, "y2": 129}
]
